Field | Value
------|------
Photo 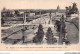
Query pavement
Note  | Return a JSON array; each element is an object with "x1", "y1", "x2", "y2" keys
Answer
[
  {"x1": 65, "y1": 22, "x2": 79, "y2": 44},
  {"x1": 1, "y1": 13, "x2": 79, "y2": 44},
  {"x1": 1, "y1": 13, "x2": 59, "y2": 44}
]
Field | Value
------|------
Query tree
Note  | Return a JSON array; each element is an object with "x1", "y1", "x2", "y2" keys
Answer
[
  {"x1": 33, "y1": 24, "x2": 44, "y2": 43},
  {"x1": 46, "y1": 27, "x2": 57, "y2": 44},
  {"x1": 14, "y1": 10, "x2": 20, "y2": 16},
  {"x1": 55, "y1": 20, "x2": 61, "y2": 32}
]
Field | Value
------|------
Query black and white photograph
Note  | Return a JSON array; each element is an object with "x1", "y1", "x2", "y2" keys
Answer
[
  {"x1": 0, "y1": 0, "x2": 79, "y2": 51},
  {"x1": 1, "y1": 0, "x2": 79, "y2": 45}
]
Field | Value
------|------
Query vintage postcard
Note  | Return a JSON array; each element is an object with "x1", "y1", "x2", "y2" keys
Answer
[{"x1": 0, "y1": 0, "x2": 79, "y2": 51}]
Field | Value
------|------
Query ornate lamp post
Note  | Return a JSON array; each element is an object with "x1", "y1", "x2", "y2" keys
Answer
[
  {"x1": 49, "y1": 11, "x2": 52, "y2": 24},
  {"x1": 59, "y1": 15, "x2": 66, "y2": 44}
]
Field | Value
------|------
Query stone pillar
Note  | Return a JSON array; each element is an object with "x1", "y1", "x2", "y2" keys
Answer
[
  {"x1": 39, "y1": 10, "x2": 41, "y2": 24},
  {"x1": 24, "y1": 13, "x2": 26, "y2": 23},
  {"x1": 49, "y1": 12, "x2": 52, "y2": 24},
  {"x1": 40, "y1": 10, "x2": 41, "y2": 17}
]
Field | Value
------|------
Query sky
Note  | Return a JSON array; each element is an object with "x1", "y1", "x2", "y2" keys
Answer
[{"x1": 0, "y1": 0, "x2": 79, "y2": 10}]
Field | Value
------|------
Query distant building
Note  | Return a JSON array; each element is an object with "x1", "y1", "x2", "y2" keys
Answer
[
  {"x1": 57, "y1": 5, "x2": 60, "y2": 12},
  {"x1": 54, "y1": 5, "x2": 66, "y2": 21},
  {"x1": 29, "y1": 13, "x2": 35, "y2": 16}
]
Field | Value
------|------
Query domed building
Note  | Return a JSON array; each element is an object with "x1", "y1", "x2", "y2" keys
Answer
[
  {"x1": 57, "y1": 5, "x2": 60, "y2": 12},
  {"x1": 54, "y1": 5, "x2": 66, "y2": 21}
]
